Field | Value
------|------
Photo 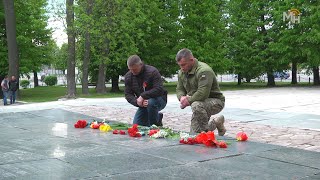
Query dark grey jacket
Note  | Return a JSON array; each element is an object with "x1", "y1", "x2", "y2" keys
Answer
[
  {"x1": 124, "y1": 65, "x2": 167, "y2": 107},
  {"x1": 9, "y1": 80, "x2": 18, "y2": 92}
]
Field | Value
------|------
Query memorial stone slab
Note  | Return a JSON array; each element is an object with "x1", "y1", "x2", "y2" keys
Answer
[
  {"x1": 0, "y1": 159, "x2": 99, "y2": 179},
  {"x1": 254, "y1": 147, "x2": 320, "y2": 169}
]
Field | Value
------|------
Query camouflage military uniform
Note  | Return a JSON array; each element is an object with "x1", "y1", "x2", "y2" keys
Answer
[{"x1": 176, "y1": 59, "x2": 225, "y2": 133}]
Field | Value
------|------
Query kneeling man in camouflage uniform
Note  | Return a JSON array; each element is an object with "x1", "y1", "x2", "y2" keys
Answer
[{"x1": 176, "y1": 48, "x2": 226, "y2": 135}]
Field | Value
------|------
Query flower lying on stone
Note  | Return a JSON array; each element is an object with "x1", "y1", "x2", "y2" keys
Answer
[
  {"x1": 149, "y1": 129, "x2": 159, "y2": 136},
  {"x1": 90, "y1": 121, "x2": 102, "y2": 129},
  {"x1": 180, "y1": 137, "x2": 195, "y2": 145},
  {"x1": 113, "y1": 129, "x2": 126, "y2": 135},
  {"x1": 74, "y1": 120, "x2": 87, "y2": 128},
  {"x1": 236, "y1": 132, "x2": 248, "y2": 141},
  {"x1": 99, "y1": 123, "x2": 112, "y2": 132},
  {"x1": 179, "y1": 132, "x2": 196, "y2": 144},
  {"x1": 128, "y1": 124, "x2": 142, "y2": 137},
  {"x1": 150, "y1": 129, "x2": 169, "y2": 138},
  {"x1": 218, "y1": 141, "x2": 227, "y2": 148},
  {"x1": 179, "y1": 131, "x2": 227, "y2": 148}
]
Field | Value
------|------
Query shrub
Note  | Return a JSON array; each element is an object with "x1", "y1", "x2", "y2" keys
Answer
[
  {"x1": 44, "y1": 76, "x2": 57, "y2": 86},
  {"x1": 20, "y1": 80, "x2": 30, "y2": 89}
]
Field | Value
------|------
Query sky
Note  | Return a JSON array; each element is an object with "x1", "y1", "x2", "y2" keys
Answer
[{"x1": 47, "y1": 0, "x2": 67, "y2": 47}]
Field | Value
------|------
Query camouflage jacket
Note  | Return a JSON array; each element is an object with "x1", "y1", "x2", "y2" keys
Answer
[{"x1": 176, "y1": 59, "x2": 225, "y2": 104}]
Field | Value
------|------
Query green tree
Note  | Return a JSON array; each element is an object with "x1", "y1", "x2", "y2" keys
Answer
[
  {"x1": 52, "y1": 43, "x2": 68, "y2": 73},
  {"x1": 299, "y1": 1, "x2": 320, "y2": 85},
  {"x1": 0, "y1": 2, "x2": 8, "y2": 79},
  {"x1": 83, "y1": 0, "x2": 144, "y2": 93},
  {"x1": 227, "y1": 0, "x2": 266, "y2": 84},
  {"x1": 15, "y1": 0, "x2": 54, "y2": 86},
  {"x1": 138, "y1": 0, "x2": 180, "y2": 78},
  {"x1": 178, "y1": 0, "x2": 230, "y2": 74}
]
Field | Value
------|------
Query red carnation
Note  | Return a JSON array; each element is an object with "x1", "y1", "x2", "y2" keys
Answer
[
  {"x1": 218, "y1": 141, "x2": 227, "y2": 148},
  {"x1": 195, "y1": 132, "x2": 207, "y2": 144},
  {"x1": 206, "y1": 131, "x2": 215, "y2": 141},
  {"x1": 187, "y1": 137, "x2": 194, "y2": 145},
  {"x1": 149, "y1": 129, "x2": 159, "y2": 136},
  {"x1": 74, "y1": 120, "x2": 87, "y2": 128},
  {"x1": 236, "y1": 132, "x2": 248, "y2": 141},
  {"x1": 128, "y1": 124, "x2": 141, "y2": 137}
]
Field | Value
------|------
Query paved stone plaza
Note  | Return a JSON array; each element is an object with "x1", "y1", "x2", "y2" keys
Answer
[{"x1": 0, "y1": 87, "x2": 320, "y2": 179}]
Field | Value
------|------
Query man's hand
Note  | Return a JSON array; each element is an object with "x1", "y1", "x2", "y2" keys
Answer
[
  {"x1": 137, "y1": 96, "x2": 144, "y2": 107},
  {"x1": 180, "y1": 96, "x2": 190, "y2": 109},
  {"x1": 142, "y1": 100, "x2": 148, "y2": 107}
]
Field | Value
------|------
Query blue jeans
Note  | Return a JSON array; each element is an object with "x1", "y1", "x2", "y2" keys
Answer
[
  {"x1": 10, "y1": 91, "x2": 16, "y2": 104},
  {"x1": 3, "y1": 91, "x2": 9, "y2": 105},
  {"x1": 133, "y1": 97, "x2": 167, "y2": 126}
]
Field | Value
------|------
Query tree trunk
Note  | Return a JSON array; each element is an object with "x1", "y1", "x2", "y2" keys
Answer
[
  {"x1": 33, "y1": 71, "x2": 39, "y2": 87},
  {"x1": 313, "y1": 66, "x2": 320, "y2": 86},
  {"x1": 3, "y1": 0, "x2": 19, "y2": 82},
  {"x1": 237, "y1": 73, "x2": 241, "y2": 85},
  {"x1": 81, "y1": 0, "x2": 93, "y2": 95},
  {"x1": 66, "y1": 0, "x2": 76, "y2": 98},
  {"x1": 291, "y1": 61, "x2": 297, "y2": 84},
  {"x1": 267, "y1": 72, "x2": 275, "y2": 86},
  {"x1": 110, "y1": 75, "x2": 120, "y2": 92},
  {"x1": 96, "y1": 61, "x2": 107, "y2": 93}
]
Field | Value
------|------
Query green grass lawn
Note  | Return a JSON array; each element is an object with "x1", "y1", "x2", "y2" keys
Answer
[
  {"x1": 19, "y1": 82, "x2": 314, "y2": 103},
  {"x1": 20, "y1": 86, "x2": 125, "y2": 102}
]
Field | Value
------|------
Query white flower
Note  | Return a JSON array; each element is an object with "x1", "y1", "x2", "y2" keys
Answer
[
  {"x1": 180, "y1": 132, "x2": 190, "y2": 139},
  {"x1": 151, "y1": 129, "x2": 168, "y2": 138},
  {"x1": 179, "y1": 132, "x2": 195, "y2": 141}
]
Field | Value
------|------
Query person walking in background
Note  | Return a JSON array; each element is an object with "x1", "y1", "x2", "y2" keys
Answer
[
  {"x1": 124, "y1": 55, "x2": 168, "y2": 127},
  {"x1": 9, "y1": 75, "x2": 18, "y2": 104},
  {"x1": 1, "y1": 75, "x2": 9, "y2": 106},
  {"x1": 175, "y1": 48, "x2": 226, "y2": 135}
]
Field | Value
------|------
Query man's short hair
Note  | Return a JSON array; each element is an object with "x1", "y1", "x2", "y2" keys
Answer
[
  {"x1": 127, "y1": 55, "x2": 142, "y2": 67},
  {"x1": 176, "y1": 48, "x2": 193, "y2": 62}
]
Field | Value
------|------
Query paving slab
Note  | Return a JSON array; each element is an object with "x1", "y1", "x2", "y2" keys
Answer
[
  {"x1": 0, "y1": 159, "x2": 100, "y2": 180},
  {"x1": 105, "y1": 155, "x2": 319, "y2": 180},
  {"x1": 301, "y1": 172, "x2": 320, "y2": 180},
  {"x1": 62, "y1": 152, "x2": 182, "y2": 177},
  {"x1": 0, "y1": 148, "x2": 48, "y2": 165},
  {"x1": 143, "y1": 141, "x2": 280, "y2": 164},
  {"x1": 1, "y1": 108, "x2": 320, "y2": 179},
  {"x1": 255, "y1": 147, "x2": 320, "y2": 169}
]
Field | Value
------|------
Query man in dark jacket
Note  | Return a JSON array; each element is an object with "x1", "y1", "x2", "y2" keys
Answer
[
  {"x1": 124, "y1": 55, "x2": 167, "y2": 127},
  {"x1": 9, "y1": 76, "x2": 18, "y2": 104}
]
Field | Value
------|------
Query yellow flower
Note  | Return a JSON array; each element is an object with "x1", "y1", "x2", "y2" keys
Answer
[{"x1": 99, "y1": 124, "x2": 112, "y2": 132}]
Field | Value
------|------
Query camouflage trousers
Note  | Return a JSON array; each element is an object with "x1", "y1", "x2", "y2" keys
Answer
[{"x1": 190, "y1": 98, "x2": 225, "y2": 133}]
